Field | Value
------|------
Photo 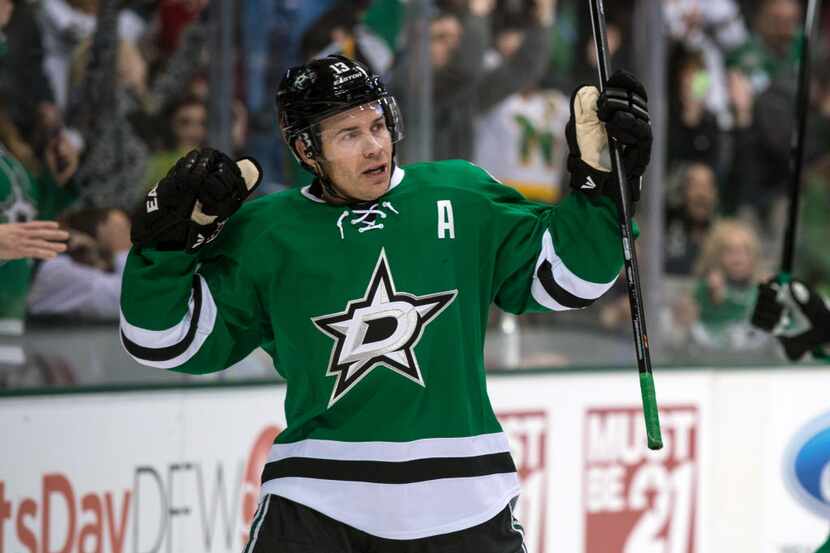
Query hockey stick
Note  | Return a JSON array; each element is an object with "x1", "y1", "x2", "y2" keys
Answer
[
  {"x1": 780, "y1": 0, "x2": 822, "y2": 279},
  {"x1": 588, "y1": 0, "x2": 662, "y2": 450}
]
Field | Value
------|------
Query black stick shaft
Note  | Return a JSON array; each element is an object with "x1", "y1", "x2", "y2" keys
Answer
[
  {"x1": 781, "y1": 0, "x2": 821, "y2": 275},
  {"x1": 588, "y1": 0, "x2": 662, "y2": 450}
]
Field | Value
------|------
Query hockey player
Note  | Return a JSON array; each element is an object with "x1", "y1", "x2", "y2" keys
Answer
[
  {"x1": 752, "y1": 283, "x2": 830, "y2": 553},
  {"x1": 120, "y1": 55, "x2": 652, "y2": 552},
  {"x1": 751, "y1": 278, "x2": 830, "y2": 361}
]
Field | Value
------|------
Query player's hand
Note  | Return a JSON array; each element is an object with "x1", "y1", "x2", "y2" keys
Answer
[
  {"x1": 0, "y1": 221, "x2": 69, "y2": 261},
  {"x1": 750, "y1": 278, "x2": 830, "y2": 360},
  {"x1": 565, "y1": 69, "x2": 651, "y2": 205},
  {"x1": 131, "y1": 148, "x2": 262, "y2": 252}
]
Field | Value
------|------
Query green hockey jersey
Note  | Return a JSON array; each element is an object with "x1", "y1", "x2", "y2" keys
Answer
[{"x1": 120, "y1": 160, "x2": 625, "y2": 539}]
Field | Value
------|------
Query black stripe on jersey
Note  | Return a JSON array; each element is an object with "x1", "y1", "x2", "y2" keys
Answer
[
  {"x1": 536, "y1": 260, "x2": 595, "y2": 309},
  {"x1": 121, "y1": 275, "x2": 203, "y2": 362},
  {"x1": 261, "y1": 452, "x2": 516, "y2": 485}
]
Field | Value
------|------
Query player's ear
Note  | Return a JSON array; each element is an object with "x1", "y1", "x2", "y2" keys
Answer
[{"x1": 294, "y1": 137, "x2": 321, "y2": 174}]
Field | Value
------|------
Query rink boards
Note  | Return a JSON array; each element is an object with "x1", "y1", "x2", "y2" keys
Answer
[{"x1": 2, "y1": 367, "x2": 830, "y2": 553}]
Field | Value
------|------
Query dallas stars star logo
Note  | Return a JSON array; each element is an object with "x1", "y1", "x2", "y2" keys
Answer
[{"x1": 312, "y1": 249, "x2": 457, "y2": 408}]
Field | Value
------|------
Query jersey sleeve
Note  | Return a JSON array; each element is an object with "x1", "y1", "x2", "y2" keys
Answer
[
  {"x1": 473, "y1": 163, "x2": 626, "y2": 314},
  {"x1": 119, "y1": 206, "x2": 269, "y2": 374}
]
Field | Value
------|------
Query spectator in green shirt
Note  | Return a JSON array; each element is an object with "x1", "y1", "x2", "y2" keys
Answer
[{"x1": 689, "y1": 219, "x2": 771, "y2": 351}]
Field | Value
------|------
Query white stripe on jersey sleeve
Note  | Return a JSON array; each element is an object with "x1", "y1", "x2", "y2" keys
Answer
[
  {"x1": 531, "y1": 229, "x2": 617, "y2": 311},
  {"x1": 119, "y1": 274, "x2": 217, "y2": 369}
]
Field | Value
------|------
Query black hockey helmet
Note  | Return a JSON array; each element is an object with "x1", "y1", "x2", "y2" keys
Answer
[{"x1": 276, "y1": 55, "x2": 404, "y2": 172}]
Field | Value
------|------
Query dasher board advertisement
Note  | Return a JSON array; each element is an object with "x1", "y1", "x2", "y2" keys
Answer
[{"x1": 1, "y1": 367, "x2": 829, "y2": 552}]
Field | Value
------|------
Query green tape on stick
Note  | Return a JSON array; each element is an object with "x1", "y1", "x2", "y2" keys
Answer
[
  {"x1": 778, "y1": 272, "x2": 793, "y2": 284},
  {"x1": 639, "y1": 372, "x2": 663, "y2": 450}
]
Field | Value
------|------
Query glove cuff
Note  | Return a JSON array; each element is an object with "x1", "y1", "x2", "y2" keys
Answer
[
  {"x1": 567, "y1": 155, "x2": 612, "y2": 199},
  {"x1": 568, "y1": 155, "x2": 639, "y2": 212}
]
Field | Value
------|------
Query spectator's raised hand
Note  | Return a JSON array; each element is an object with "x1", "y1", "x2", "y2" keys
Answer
[
  {"x1": 728, "y1": 70, "x2": 753, "y2": 128},
  {"x1": 0, "y1": 221, "x2": 69, "y2": 261},
  {"x1": 45, "y1": 131, "x2": 80, "y2": 187},
  {"x1": 706, "y1": 269, "x2": 727, "y2": 304}
]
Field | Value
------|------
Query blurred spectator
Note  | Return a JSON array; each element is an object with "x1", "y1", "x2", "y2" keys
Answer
[
  {"x1": 69, "y1": 38, "x2": 148, "y2": 100},
  {"x1": 362, "y1": 0, "x2": 405, "y2": 52},
  {"x1": 28, "y1": 207, "x2": 130, "y2": 320},
  {"x1": 0, "y1": 118, "x2": 76, "y2": 335},
  {"x1": 665, "y1": 162, "x2": 719, "y2": 276},
  {"x1": 155, "y1": 0, "x2": 207, "y2": 57},
  {"x1": 66, "y1": 0, "x2": 149, "y2": 210},
  {"x1": 569, "y1": 2, "x2": 633, "y2": 88},
  {"x1": 727, "y1": 0, "x2": 801, "y2": 93},
  {"x1": 734, "y1": 72, "x2": 794, "y2": 235},
  {"x1": 538, "y1": 0, "x2": 578, "y2": 91},
  {"x1": 38, "y1": 0, "x2": 147, "y2": 109},
  {"x1": 144, "y1": 10, "x2": 208, "y2": 119},
  {"x1": 474, "y1": 0, "x2": 567, "y2": 203},
  {"x1": 667, "y1": 44, "x2": 721, "y2": 170},
  {"x1": 663, "y1": 0, "x2": 749, "y2": 126},
  {"x1": 391, "y1": 0, "x2": 554, "y2": 161},
  {"x1": 795, "y1": 61, "x2": 830, "y2": 296},
  {"x1": 720, "y1": 68, "x2": 754, "y2": 214},
  {"x1": 795, "y1": 159, "x2": 830, "y2": 296},
  {"x1": 300, "y1": 0, "x2": 393, "y2": 75},
  {"x1": 747, "y1": 56, "x2": 830, "y2": 240},
  {"x1": 0, "y1": 0, "x2": 59, "y2": 150},
  {"x1": 0, "y1": 0, "x2": 77, "y2": 336},
  {"x1": 392, "y1": 2, "x2": 481, "y2": 161},
  {"x1": 688, "y1": 219, "x2": 770, "y2": 351},
  {"x1": 796, "y1": 61, "x2": 830, "y2": 296},
  {"x1": 144, "y1": 95, "x2": 206, "y2": 189},
  {"x1": 243, "y1": 0, "x2": 338, "y2": 192}
]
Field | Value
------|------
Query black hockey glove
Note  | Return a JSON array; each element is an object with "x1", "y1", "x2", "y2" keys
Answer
[
  {"x1": 566, "y1": 69, "x2": 652, "y2": 204},
  {"x1": 131, "y1": 148, "x2": 262, "y2": 253},
  {"x1": 750, "y1": 279, "x2": 785, "y2": 332},
  {"x1": 750, "y1": 278, "x2": 830, "y2": 361}
]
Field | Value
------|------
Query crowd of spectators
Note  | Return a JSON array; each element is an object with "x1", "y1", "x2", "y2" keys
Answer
[{"x1": 1, "y1": 0, "x2": 829, "y2": 383}]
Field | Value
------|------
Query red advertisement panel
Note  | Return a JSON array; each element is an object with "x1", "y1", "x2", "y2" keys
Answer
[
  {"x1": 499, "y1": 410, "x2": 548, "y2": 553},
  {"x1": 584, "y1": 406, "x2": 698, "y2": 553}
]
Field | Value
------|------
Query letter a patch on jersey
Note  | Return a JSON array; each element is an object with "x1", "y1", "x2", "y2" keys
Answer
[
  {"x1": 437, "y1": 200, "x2": 455, "y2": 239},
  {"x1": 312, "y1": 249, "x2": 457, "y2": 408}
]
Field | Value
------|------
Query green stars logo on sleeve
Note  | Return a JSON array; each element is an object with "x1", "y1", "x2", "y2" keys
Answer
[{"x1": 312, "y1": 249, "x2": 457, "y2": 408}]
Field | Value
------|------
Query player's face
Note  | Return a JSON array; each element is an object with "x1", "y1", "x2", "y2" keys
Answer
[{"x1": 314, "y1": 103, "x2": 393, "y2": 202}]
